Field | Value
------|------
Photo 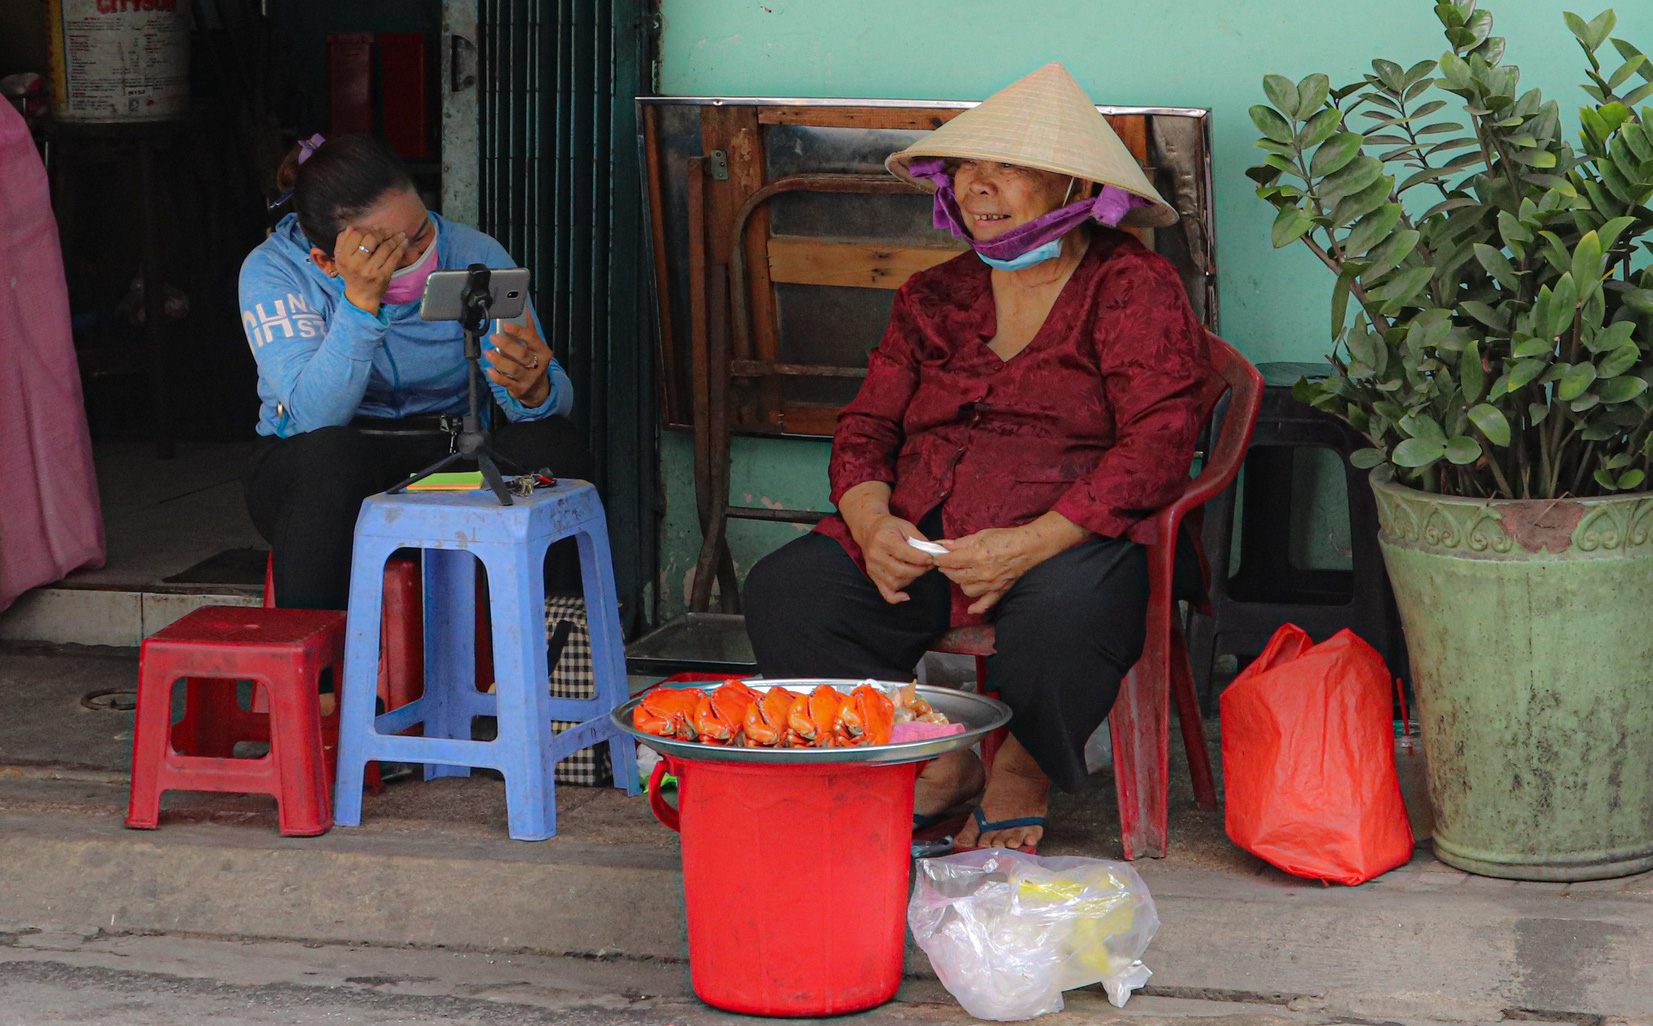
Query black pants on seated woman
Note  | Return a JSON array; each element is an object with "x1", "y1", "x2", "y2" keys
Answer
[{"x1": 245, "y1": 415, "x2": 588, "y2": 610}]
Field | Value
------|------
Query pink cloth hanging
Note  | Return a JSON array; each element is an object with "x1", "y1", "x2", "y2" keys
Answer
[{"x1": 0, "y1": 101, "x2": 104, "y2": 611}]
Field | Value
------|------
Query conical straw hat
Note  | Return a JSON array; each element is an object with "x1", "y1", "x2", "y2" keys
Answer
[{"x1": 887, "y1": 63, "x2": 1177, "y2": 228}]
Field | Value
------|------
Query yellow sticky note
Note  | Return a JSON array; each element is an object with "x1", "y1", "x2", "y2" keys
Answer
[{"x1": 405, "y1": 471, "x2": 484, "y2": 491}]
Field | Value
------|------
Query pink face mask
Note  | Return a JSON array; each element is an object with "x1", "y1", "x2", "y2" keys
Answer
[{"x1": 380, "y1": 221, "x2": 440, "y2": 305}]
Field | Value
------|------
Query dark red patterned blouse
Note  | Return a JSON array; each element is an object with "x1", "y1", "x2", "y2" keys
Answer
[{"x1": 813, "y1": 229, "x2": 1212, "y2": 625}]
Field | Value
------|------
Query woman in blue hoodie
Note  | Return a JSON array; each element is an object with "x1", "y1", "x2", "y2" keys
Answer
[{"x1": 241, "y1": 134, "x2": 582, "y2": 609}]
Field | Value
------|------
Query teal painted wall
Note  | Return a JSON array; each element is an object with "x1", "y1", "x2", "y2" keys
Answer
[{"x1": 651, "y1": 0, "x2": 1653, "y2": 619}]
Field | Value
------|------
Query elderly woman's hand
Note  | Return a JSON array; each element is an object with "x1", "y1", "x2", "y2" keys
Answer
[
  {"x1": 936, "y1": 513, "x2": 1092, "y2": 615},
  {"x1": 839, "y1": 481, "x2": 935, "y2": 604},
  {"x1": 856, "y1": 513, "x2": 938, "y2": 604}
]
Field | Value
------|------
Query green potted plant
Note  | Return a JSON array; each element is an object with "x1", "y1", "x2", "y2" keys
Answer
[{"x1": 1248, "y1": 0, "x2": 1653, "y2": 880}]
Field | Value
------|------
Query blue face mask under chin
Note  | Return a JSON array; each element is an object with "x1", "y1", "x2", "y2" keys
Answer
[{"x1": 979, "y1": 237, "x2": 1064, "y2": 271}]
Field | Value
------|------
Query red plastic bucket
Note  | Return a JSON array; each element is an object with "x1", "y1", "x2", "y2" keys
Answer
[{"x1": 649, "y1": 754, "x2": 916, "y2": 1016}]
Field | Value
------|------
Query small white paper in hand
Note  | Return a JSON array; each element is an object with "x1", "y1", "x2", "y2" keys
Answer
[{"x1": 907, "y1": 537, "x2": 949, "y2": 555}]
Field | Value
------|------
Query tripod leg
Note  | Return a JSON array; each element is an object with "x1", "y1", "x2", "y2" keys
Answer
[
  {"x1": 476, "y1": 452, "x2": 514, "y2": 505},
  {"x1": 476, "y1": 443, "x2": 526, "y2": 478},
  {"x1": 488, "y1": 448, "x2": 527, "y2": 477},
  {"x1": 392, "y1": 451, "x2": 466, "y2": 493}
]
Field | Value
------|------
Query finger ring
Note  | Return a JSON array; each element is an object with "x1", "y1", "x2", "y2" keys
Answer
[
  {"x1": 527, "y1": 355, "x2": 539, "y2": 369},
  {"x1": 357, "y1": 244, "x2": 372, "y2": 254}
]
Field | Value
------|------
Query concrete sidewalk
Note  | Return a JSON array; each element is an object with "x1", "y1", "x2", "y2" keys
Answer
[{"x1": 1, "y1": 643, "x2": 1650, "y2": 1024}]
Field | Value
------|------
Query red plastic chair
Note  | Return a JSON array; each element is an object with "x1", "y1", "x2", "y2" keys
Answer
[{"x1": 930, "y1": 332, "x2": 1263, "y2": 860}]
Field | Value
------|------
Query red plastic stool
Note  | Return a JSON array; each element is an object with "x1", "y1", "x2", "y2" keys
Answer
[{"x1": 126, "y1": 606, "x2": 346, "y2": 836}]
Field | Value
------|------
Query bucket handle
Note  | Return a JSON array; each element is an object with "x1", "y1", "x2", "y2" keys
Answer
[{"x1": 647, "y1": 758, "x2": 680, "y2": 833}]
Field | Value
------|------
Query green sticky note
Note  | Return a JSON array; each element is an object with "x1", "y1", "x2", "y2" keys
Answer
[{"x1": 405, "y1": 471, "x2": 484, "y2": 491}]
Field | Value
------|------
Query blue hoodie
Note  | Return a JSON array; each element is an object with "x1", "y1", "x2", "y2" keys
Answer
[{"x1": 238, "y1": 212, "x2": 572, "y2": 437}]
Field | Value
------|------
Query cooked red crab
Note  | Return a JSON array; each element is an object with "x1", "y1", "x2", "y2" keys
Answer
[
  {"x1": 743, "y1": 687, "x2": 798, "y2": 747},
  {"x1": 632, "y1": 687, "x2": 703, "y2": 740},
  {"x1": 835, "y1": 683, "x2": 895, "y2": 746},
  {"x1": 693, "y1": 680, "x2": 762, "y2": 745},
  {"x1": 787, "y1": 685, "x2": 845, "y2": 747}
]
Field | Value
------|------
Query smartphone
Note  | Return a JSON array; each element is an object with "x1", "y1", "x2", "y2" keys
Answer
[{"x1": 419, "y1": 267, "x2": 531, "y2": 322}]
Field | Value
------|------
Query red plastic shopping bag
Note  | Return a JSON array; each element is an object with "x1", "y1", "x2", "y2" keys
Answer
[{"x1": 1220, "y1": 625, "x2": 1414, "y2": 885}]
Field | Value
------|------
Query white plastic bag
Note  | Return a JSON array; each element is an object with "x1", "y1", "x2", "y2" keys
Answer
[{"x1": 908, "y1": 849, "x2": 1159, "y2": 1020}]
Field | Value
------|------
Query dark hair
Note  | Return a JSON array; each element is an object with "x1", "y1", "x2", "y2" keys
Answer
[{"x1": 275, "y1": 134, "x2": 415, "y2": 256}]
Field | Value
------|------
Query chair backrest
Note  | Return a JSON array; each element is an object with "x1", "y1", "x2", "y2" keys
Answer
[{"x1": 1182, "y1": 332, "x2": 1264, "y2": 510}]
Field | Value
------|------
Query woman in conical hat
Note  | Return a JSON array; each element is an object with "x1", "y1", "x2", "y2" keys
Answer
[{"x1": 745, "y1": 64, "x2": 1211, "y2": 853}]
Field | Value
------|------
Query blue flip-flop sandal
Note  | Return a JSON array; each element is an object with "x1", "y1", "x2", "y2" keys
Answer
[{"x1": 952, "y1": 807, "x2": 1044, "y2": 855}]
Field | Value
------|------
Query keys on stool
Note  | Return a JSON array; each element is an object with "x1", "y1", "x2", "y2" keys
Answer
[
  {"x1": 126, "y1": 606, "x2": 346, "y2": 836},
  {"x1": 332, "y1": 480, "x2": 641, "y2": 841}
]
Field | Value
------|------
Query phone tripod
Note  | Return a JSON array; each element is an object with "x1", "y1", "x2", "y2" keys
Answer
[{"x1": 390, "y1": 264, "x2": 518, "y2": 505}]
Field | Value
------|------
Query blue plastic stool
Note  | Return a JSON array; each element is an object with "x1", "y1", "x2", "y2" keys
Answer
[{"x1": 333, "y1": 481, "x2": 641, "y2": 840}]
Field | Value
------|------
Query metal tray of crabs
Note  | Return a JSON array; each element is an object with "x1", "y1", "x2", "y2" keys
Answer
[{"x1": 612, "y1": 678, "x2": 1011, "y2": 766}]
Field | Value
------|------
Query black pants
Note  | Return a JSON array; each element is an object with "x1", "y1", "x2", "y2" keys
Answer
[
  {"x1": 743, "y1": 527, "x2": 1153, "y2": 792},
  {"x1": 245, "y1": 416, "x2": 590, "y2": 610}
]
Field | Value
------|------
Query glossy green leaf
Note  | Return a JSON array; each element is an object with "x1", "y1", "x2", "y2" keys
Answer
[
  {"x1": 1469, "y1": 403, "x2": 1512, "y2": 445},
  {"x1": 1550, "y1": 273, "x2": 1579, "y2": 338},
  {"x1": 1369, "y1": 264, "x2": 1434, "y2": 306},
  {"x1": 1619, "y1": 469, "x2": 1647, "y2": 490},
  {"x1": 1439, "y1": 53, "x2": 1472, "y2": 89},
  {"x1": 1343, "y1": 202, "x2": 1405, "y2": 256},
  {"x1": 1264, "y1": 74, "x2": 1302, "y2": 120},
  {"x1": 1271, "y1": 206, "x2": 1315, "y2": 248},
  {"x1": 1249, "y1": 105, "x2": 1294, "y2": 143},
  {"x1": 1557, "y1": 362, "x2": 1599, "y2": 401},
  {"x1": 1461, "y1": 340, "x2": 1486, "y2": 403},
  {"x1": 1392, "y1": 436, "x2": 1446, "y2": 467},
  {"x1": 1460, "y1": 301, "x2": 1507, "y2": 331},
  {"x1": 1311, "y1": 133, "x2": 1366, "y2": 178},
  {"x1": 1249, "y1": 169, "x2": 1288, "y2": 194},
  {"x1": 1332, "y1": 272, "x2": 1353, "y2": 339},
  {"x1": 1363, "y1": 229, "x2": 1421, "y2": 279},
  {"x1": 1297, "y1": 73, "x2": 1331, "y2": 115},
  {"x1": 1596, "y1": 375, "x2": 1649, "y2": 403},
  {"x1": 1297, "y1": 107, "x2": 1343, "y2": 149},
  {"x1": 1350, "y1": 447, "x2": 1389, "y2": 469},
  {"x1": 1445, "y1": 435, "x2": 1483, "y2": 464},
  {"x1": 1586, "y1": 320, "x2": 1636, "y2": 355},
  {"x1": 1598, "y1": 341, "x2": 1641, "y2": 377},
  {"x1": 1473, "y1": 243, "x2": 1522, "y2": 291},
  {"x1": 1572, "y1": 230, "x2": 1606, "y2": 297},
  {"x1": 1508, "y1": 358, "x2": 1548, "y2": 392},
  {"x1": 1513, "y1": 335, "x2": 1556, "y2": 358},
  {"x1": 1598, "y1": 215, "x2": 1640, "y2": 255},
  {"x1": 1402, "y1": 412, "x2": 1448, "y2": 446},
  {"x1": 1321, "y1": 155, "x2": 1384, "y2": 203},
  {"x1": 1537, "y1": 232, "x2": 1573, "y2": 276},
  {"x1": 1333, "y1": 182, "x2": 1396, "y2": 230},
  {"x1": 1623, "y1": 288, "x2": 1653, "y2": 315},
  {"x1": 1509, "y1": 148, "x2": 1559, "y2": 168}
]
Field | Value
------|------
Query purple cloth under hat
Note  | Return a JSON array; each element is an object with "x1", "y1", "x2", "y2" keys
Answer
[{"x1": 907, "y1": 157, "x2": 1149, "y2": 261}]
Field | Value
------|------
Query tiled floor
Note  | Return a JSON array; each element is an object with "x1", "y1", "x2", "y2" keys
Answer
[{"x1": 0, "y1": 443, "x2": 265, "y2": 646}]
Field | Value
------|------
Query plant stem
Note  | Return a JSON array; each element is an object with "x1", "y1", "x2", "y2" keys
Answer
[
  {"x1": 1569, "y1": 440, "x2": 1598, "y2": 496},
  {"x1": 1478, "y1": 430, "x2": 1515, "y2": 498},
  {"x1": 1300, "y1": 235, "x2": 1396, "y2": 335}
]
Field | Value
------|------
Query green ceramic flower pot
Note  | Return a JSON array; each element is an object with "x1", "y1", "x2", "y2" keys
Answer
[{"x1": 1371, "y1": 469, "x2": 1653, "y2": 880}]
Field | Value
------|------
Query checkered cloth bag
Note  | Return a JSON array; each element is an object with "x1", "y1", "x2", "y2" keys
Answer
[{"x1": 547, "y1": 594, "x2": 612, "y2": 786}]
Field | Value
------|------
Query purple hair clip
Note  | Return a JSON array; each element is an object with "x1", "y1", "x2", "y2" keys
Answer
[
  {"x1": 296, "y1": 133, "x2": 326, "y2": 165},
  {"x1": 269, "y1": 134, "x2": 327, "y2": 210}
]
